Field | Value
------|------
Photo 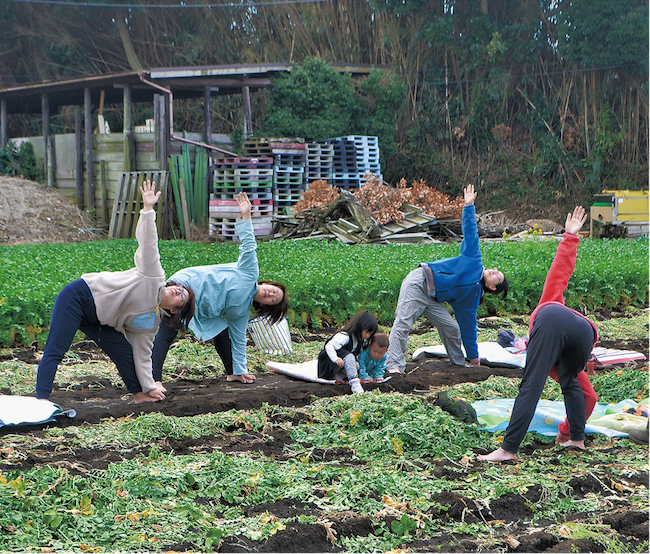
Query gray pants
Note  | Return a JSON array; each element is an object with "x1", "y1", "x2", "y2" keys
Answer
[{"x1": 387, "y1": 268, "x2": 466, "y2": 371}]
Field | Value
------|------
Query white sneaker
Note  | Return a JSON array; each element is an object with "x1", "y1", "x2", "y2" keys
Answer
[{"x1": 349, "y1": 378, "x2": 364, "y2": 394}]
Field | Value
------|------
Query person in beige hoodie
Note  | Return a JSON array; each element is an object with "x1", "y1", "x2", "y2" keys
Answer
[{"x1": 36, "y1": 181, "x2": 195, "y2": 404}]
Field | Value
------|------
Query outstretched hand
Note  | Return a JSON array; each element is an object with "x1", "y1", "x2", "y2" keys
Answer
[
  {"x1": 140, "y1": 180, "x2": 161, "y2": 212},
  {"x1": 237, "y1": 191, "x2": 252, "y2": 220},
  {"x1": 463, "y1": 184, "x2": 477, "y2": 206},
  {"x1": 564, "y1": 206, "x2": 587, "y2": 235}
]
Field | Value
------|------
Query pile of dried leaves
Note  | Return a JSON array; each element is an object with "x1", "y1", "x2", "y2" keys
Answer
[
  {"x1": 353, "y1": 174, "x2": 405, "y2": 224},
  {"x1": 396, "y1": 178, "x2": 464, "y2": 219},
  {"x1": 293, "y1": 180, "x2": 340, "y2": 212},
  {"x1": 294, "y1": 175, "x2": 464, "y2": 225}
]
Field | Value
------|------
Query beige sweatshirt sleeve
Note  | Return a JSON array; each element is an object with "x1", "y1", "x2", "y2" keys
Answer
[
  {"x1": 124, "y1": 330, "x2": 157, "y2": 394},
  {"x1": 134, "y1": 209, "x2": 163, "y2": 278}
]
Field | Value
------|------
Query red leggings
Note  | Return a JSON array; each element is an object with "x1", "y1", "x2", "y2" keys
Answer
[{"x1": 550, "y1": 368, "x2": 597, "y2": 436}]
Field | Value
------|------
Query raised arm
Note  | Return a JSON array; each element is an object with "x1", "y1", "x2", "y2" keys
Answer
[
  {"x1": 234, "y1": 192, "x2": 259, "y2": 273},
  {"x1": 537, "y1": 206, "x2": 586, "y2": 306},
  {"x1": 459, "y1": 185, "x2": 480, "y2": 258},
  {"x1": 134, "y1": 180, "x2": 164, "y2": 277}
]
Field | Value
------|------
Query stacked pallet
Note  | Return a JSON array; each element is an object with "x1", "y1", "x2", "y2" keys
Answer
[
  {"x1": 271, "y1": 140, "x2": 306, "y2": 215},
  {"x1": 243, "y1": 138, "x2": 307, "y2": 217},
  {"x1": 210, "y1": 156, "x2": 274, "y2": 238},
  {"x1": 209, "y1": 136, "x2": 381, "y2": 239},
  {"x1": 326, "y1": 136, "x2": 381, "y2": 190},
  {"x1": 305, "y1": 142, "x2": 334, "y2": 184}
]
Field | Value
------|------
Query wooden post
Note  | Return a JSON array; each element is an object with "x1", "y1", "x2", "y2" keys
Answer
[
  {"x1": 42, "y1": 93, "x2": 51, "y2": 186},
  {"x1": 203, "y1": 85, "x2": 213, "y2": 193},
  {"x1": 154, "y1": 94, "x2": 161, "y2": 165},
  {"x1": 164, "y1": 93, "x2": 172, "y2": 167},
  {"x1": 1, "y1": 99, "x2": 7, "y2": 148},
  {"x1": 74, "y1": 107, "x2": 84, "y2": 209},
  {"x1": 155, "y1": 94, "x2": 168, "y2": 171},
  {"x1": 203, "y1": 86, "x2": 212, "y2": 145},
  {"x1": 99, "y1": 159, "x2": 109, "y2": 226},
  {"x1": 242, "y1": 85, "x2": 252, "y2": 138},
  {"x1": 123, "y1": 84, "x2": 135, "y2": 172},
  {"x1": 84, "y1": 87, "x2": 95, "y2": 215}
]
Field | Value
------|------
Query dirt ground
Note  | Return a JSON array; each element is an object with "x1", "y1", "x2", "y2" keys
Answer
[
  {"x1": 0, "y1": 176, "x2": 96, "y2": 244},
  {"x1": 1, "y1": 337, "x2": 648, "y2": 553}
]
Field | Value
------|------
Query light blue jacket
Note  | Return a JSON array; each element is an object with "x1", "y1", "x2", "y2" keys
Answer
[
  {"x1": 358, "y1": 348, "x2": 387, "y2": 380},
  {"x1": 170, "y1": 219, "x2": 258, "y2": 375}
]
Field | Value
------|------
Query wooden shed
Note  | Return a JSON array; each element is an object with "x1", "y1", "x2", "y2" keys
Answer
[{"x1": 0, "y1": 63, "x2": 382, "y2": 236}]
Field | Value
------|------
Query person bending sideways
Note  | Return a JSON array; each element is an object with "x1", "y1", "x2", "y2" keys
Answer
[
  {"x1": 151, "y1": 192, "x2": 288, "y2": 385},
  {"x1": 36, "y1": 180, "x2": 195, "y2": 404},
  {"x1": 386, "y1": 184, "x2": 508, "y2": 373},
  {"x1": 478, "y1": 206, "x2": 598, "y2": 462}
]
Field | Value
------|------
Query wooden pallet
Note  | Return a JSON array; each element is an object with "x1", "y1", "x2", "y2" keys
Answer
[{"x1": 109, "y1": 171, "x2": 169, "y2": 238}]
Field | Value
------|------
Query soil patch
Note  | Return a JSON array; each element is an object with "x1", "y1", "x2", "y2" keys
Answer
[
  {"x1": 29, "y1": 358, "x2": 522, "y2": 426},
  {"x1": 0, "y1": 176, "x2": 96, "y2": 244}
]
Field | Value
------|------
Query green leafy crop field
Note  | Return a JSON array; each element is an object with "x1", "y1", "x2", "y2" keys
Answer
[{"x1": 0, "y1": 236, "x2": 647, "y2": 345}]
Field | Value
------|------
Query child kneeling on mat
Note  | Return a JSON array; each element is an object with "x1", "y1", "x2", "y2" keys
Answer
[
  {"x1": 317, "y1": 311, "x2": 378, "y2": 394},
  {"x1": 358, "y1": 333, "x2": 389, "y2": 383}
]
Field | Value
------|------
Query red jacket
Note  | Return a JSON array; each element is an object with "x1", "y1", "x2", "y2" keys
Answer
[{"x1": 530, "y1": 232, "x2": 598, "y2": 436}]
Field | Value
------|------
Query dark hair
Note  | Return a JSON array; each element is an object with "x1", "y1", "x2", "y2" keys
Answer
[
  {"x1": 341, "y1": 310, "x2": 378, "y2": 342},
  {"x1": 370, "y1": 332, "x2": 389, "y2": 348},
  {"x1": 252, "y1": 280, "x2": 289, "y2": 325},
  {"x1": 482, "y1": 274, "x2": 509, "y2": 299},
  {"x1": 164, "y1": 281, "x2": 196, "y2": 329}
]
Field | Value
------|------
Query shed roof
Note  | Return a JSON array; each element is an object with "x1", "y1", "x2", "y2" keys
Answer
[{"x1": 0, "y1": 63, "x2": 386, "y2": 115}]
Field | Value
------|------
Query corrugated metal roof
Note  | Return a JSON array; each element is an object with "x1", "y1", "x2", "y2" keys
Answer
[{"x1": 0, "y1": 63, "x2": 387, "y2": 115}]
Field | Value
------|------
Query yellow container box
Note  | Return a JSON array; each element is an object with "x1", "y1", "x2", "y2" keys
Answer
[{"x1": 602, "y1": 190, "x2": 649, "y2": 222}]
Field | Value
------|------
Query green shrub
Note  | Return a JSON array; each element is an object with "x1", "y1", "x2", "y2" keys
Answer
[{"x1": 0, "y1": 141, "x2": 45, "y2": 182}]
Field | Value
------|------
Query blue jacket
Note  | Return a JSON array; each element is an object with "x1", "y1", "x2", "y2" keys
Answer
[
  {"x1": 170, "y1": 219, "x2": 259, "y2": 375},
  {"x1": 423, "y1": 204, "x2": 482, "y2": 360},
  {"x1": 358, "y1": 348, "x2": 387, "y2": 380}
]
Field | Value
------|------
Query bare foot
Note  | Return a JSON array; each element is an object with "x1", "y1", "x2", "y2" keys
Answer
[
  {"x1": 387, "y1": 368, "x2": 401, "y2": 374},
  {"x1": 155, "y1": 381, "x2": 168, "y2": 393},
  {"x1": 477, "y1": 447, "x2": 516, "y2": 462},
  {"x1": 226, "y1": 374, "x2": 256, "y2": 384},
  {"x1": 133, "y1": 391, "x2": 164, "y2": 404},
  {"x1": 555, "y1": 432, "x2": 570, "y2": 445},
  {"x1": 558, "y1": 439, "x2": 585, "y2": 450}
]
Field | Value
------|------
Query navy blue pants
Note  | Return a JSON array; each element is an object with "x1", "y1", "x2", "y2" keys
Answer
[
  {"x1": 36, "y1": 279, "x2": 141, "y2": 398},
  {"x1": 502, "y1": 304, "x2": 594, "y2": 453},
  {"x1": 152, "y1": 323, "x2": 233, "y2": 382}
]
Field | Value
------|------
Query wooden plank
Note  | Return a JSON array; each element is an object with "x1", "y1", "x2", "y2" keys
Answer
[
  {"x1": 326, "y1": 223, "x2": 356, "y2": 244},
  {"x1": 97, "y1": 160, "x2": 108, "y2": 226},
  {"x1": 119, "y1": 173, "x2": 136, "y2": 238},
  {"x1": 156, "y1": 173, "x2": 168, "y2": 237},
  {"x1": 129, "y1": 173, "x2": 144, "y2": 238},
  {"x1": 336, "y1": 218, "x2": 361, "y2": 232},
  {"x1": 109, "y1": 173, "x2": 127, "y2": 238},
  {"x1": 109, "y1": 170, "x2": 170, "y2": 238}
]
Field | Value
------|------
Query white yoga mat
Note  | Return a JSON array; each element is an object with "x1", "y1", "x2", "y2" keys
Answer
[
  {"x1": 266, "y1": 359, "x2": 336, "y2": 384},
  {"x1": 0, "y1": 395, "x2": 76, "y2": 427},
  {"x1": 412, "y1": 342, "x2": 527, "y2": 369},
  {"x1": 266, "y1": 360, "x2": 392, "y2": 385},
  {"x1": 413, "y1": 342, "x2": 647, "y2": 369}
]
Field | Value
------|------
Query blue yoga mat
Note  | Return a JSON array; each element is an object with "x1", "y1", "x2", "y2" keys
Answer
[{"x1": 472, "y1": 398, "x2": 647, "y2": 438}]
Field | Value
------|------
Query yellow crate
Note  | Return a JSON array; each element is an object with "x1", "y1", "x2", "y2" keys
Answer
[{"x1": 602, "y1": 190, "x2": 649, "y2": 222}]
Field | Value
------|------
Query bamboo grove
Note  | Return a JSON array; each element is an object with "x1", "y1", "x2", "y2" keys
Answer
[{"x1": 0, "y1": 0, "x2": 647, "y2": 218}]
